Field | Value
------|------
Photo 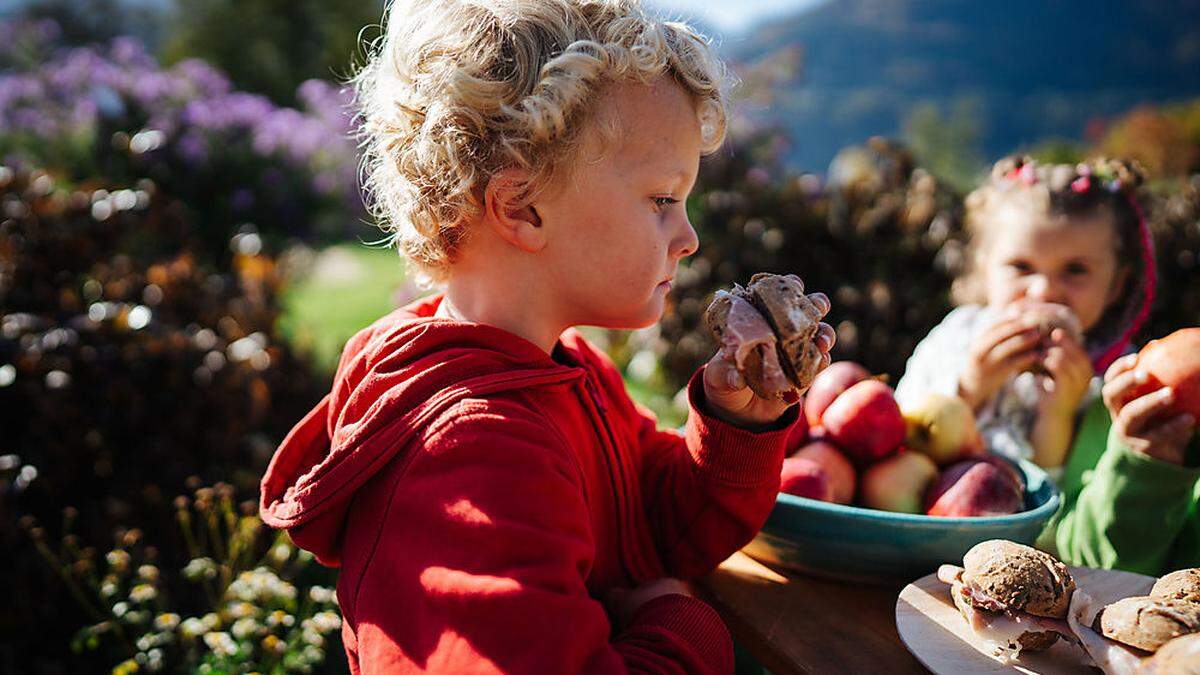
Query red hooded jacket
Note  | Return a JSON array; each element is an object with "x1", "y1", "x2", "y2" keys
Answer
[{"x1": 260, "y1": 295, "x2": 798, "y2": 673}]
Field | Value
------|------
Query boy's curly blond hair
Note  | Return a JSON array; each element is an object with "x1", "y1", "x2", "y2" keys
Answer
[{"x1": 353, "y1": 0, "x2": 729, "y2": 285}]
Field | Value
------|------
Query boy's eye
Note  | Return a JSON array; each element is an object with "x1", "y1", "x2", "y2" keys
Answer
[
  {"x1": 652, "y1": 197, "x2": 680, "y2": 211},
  {"x1": 1065, "y1": 263, "x2": 1090, "y2": 276},
  {"x1": 1007, "y1": 261, "x2": 1033, "y2": 274}
]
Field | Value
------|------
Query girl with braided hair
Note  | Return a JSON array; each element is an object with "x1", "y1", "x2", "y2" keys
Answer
[{"x1": 898, "y1": 156, "x2": 1200, "y2": 574}]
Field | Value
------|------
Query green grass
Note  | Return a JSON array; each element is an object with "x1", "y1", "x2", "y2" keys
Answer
[
  {"x1": 278, "y1": 244, "x2": 410, "y2": 375},
  {"x1": 278, "y1": 244, "x2": 685, "y2": 426}
]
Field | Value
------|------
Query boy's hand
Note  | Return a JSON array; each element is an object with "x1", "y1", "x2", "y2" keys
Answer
[
  {"x1": 1103, "y1": 354, "x2": 1196, "y2": 465},
  {"x1": 1040, "y1": 328, "x2": 1094, "y2": 415},
  {"x1": 703, "y1": 319, "x2": 836, "y2": 428},
  {"x1": 958, "y1": 317, "x2": 1043, "y2": 410},
  {"x1": 605, "y1": 578, "x2": 693, "y2": 630}
]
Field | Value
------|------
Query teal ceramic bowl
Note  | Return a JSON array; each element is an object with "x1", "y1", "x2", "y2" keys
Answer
[{"x1": 743, "y1": 457, "x2": 1061, "y2": 586}]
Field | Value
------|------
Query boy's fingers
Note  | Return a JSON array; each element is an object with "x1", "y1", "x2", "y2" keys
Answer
[
  {"x1": 1118, "y1": 387, "x2": 1175, "y2": 438},
  {"x1": 704, "y1": 352, "x2": 739, "y2": 391},
  {"x1": 1104, "y1": 353, "x2": 1139, "y2": 383},
  {"x1": 815, "y1": 322, "x2": 836, "y2": 353},
  {"x1": 808, "y1": 292, "x2": 830, "y2": 316}
]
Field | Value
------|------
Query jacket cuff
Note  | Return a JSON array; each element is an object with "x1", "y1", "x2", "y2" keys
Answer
[
  {"x1": 684, "y1": 366, "x2": 797, "y2": 485},
  {"x1": 625, "y1": 593, "x2": 733, "y2": 674},
  {"x1": 1103, "y1": 426, "x2": 1200, "y2": 489}
]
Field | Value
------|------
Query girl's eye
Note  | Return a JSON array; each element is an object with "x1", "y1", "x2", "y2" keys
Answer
[
  {"x1": 1066, "y1": 263, "x2": 1090, "y2": 276},
  {"x1": 652, "y1": 197, "x2": 679, "y2": 211},
  {"x1": 1007, "y1": 261, "x2": 1033, "y2": 274}
]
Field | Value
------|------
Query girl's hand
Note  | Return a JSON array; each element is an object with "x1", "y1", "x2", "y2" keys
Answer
[
  {"x1": 958, "y1": 317, "x2": 1044, "y2": 410},
  {"x1": 1040, "y1": 328, "x2": 1094, "y2": 415},
  {"x1": 703, "y1": 294, "x2": 835, "y2": 429},
  {"x1": 605, "y1": 578, "x2": 693, "y2": 630},
  {"x1": 1102, "y1": 354, "x2": 1196, "y2": 465}
]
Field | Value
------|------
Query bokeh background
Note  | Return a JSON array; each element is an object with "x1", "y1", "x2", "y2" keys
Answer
[{"x1": 2, "y1": 0, "x2": 1200, "y2": 672}]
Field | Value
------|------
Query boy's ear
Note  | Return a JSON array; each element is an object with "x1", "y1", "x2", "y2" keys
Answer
[{"x1": 482, "y1": 169, "x2": 545, "y2": 253}]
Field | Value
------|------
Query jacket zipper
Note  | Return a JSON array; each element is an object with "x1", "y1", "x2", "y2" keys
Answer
[{"x1": 579, "y1": 373, "x2": 657, "y2": 583}]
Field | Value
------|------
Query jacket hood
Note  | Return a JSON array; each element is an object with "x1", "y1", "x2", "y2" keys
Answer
[{"x1": 259, "y1": 294, "x2": 581, "y2": 564}]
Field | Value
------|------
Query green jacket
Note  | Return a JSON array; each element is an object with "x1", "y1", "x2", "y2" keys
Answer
[{"x1": 1040, "y1": 398, "x2": 1200, "y2": 575}]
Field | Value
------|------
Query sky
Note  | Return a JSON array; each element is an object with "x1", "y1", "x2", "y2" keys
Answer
[{"x1": 650, "y1": 0, "x2": 828, "y2": 34}]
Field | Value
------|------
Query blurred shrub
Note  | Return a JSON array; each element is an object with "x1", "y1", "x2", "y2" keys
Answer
[
  {"x1": 0, "y1": 22, "x2": 366, "y2": 256},
  {"x1": 162, "y1": 0, "x2": 383, "y2": 108},
  {"x1": 0, "y1": 166, "x2": 330, "y2": 672},
  {"x1": 1099, "y1": 102, "x2": 1200, "y2": 178},
  {"x1": 618, "y1": 132, "x2": 965, "y2": 400},
  {"x1": 617, "y1": 130, "x2": 1200, "y2": 414}
]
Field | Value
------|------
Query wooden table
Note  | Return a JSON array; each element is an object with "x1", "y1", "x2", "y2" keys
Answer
[{"x1": 698, "y1": 551, "x2": 929, "y2": 675}]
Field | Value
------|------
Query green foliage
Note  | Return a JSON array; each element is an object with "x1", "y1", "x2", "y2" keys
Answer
[
  {"x1": 161, "y1": 0, "x2": 385, "y2": 105},
  {"x1": 28, "y1": 484, "x2": 343, "y2": 674},
  {"x1": 1024, "y1": 138, "x2": 1088, "y2": 165},
  {"x1": 903, "y1": 98, "x2": 986, "y2": 193}
]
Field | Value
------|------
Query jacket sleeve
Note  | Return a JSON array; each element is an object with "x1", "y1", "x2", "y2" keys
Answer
[
  {"x1": 620, "y1": 366, "x2": 798, "y2": 579},
  {"x1": 1054, "y1": 424, "x2": 1200, "y2": 575},
  {"x1": 344, "y1": 399, "x2": 733, "y2": 675}
]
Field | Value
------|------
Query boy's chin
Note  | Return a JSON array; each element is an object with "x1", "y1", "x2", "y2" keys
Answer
[{"x1": 591, "y1": 304, "x2": 665, "y2": 331}]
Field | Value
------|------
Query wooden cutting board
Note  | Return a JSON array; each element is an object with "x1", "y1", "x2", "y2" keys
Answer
[{"x1": 895, "y1": 566, "x2": 1156, "y2": 674}]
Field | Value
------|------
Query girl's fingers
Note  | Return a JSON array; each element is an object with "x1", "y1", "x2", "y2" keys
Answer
[
  {"x1": 996, "y1": 351, "x2": 1041, "y2": 379},
  {"x1": 1103, "y1": 369, "x2": 1149, "y2": 413},
  {"x1": 989, "y1": 329, "x2": 1043, "y2": 365},
  {"x1": 1104, "y1": 353, "x2": 1139, "y2": 383},
  {"x1": 1159, "y1": 414, "x2": 1197, "y2": 443},
  {"x1": 1143, "y1": 414, "x2": 1195, "y2": 464},
  {"x1": 975, "y1": 319, "x2": 1038, "y2": 355},
  {"x1": 1117, "y1": 387, "x2": 1176, "y2": 438}
]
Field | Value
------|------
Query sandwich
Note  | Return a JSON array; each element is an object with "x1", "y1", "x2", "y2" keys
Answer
[
  {"x1": 1139, "y1": 633, "x2": 1200, "y2": 674},
  {"x1": 937, "y1": 539, "x2": 1078, "y2": 661},
  {"x1": 704, "y1": 273, "x2": 828, "y2": 403},
  {"x1": 1153, "y1": 569, "x2": 1200, "y2": 604},
  {"x1": 1071, "y1": 568, "x2": 1200, "y2": 674}
]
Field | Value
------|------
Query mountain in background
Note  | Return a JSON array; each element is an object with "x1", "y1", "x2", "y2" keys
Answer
[{"x1": 721, "y1": 0, "x2": 1200, "y2": 172}]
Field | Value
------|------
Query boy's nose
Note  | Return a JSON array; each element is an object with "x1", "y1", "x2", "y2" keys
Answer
[{"x1": 672, "y1": 213, "x2": 699, "y2": 260}]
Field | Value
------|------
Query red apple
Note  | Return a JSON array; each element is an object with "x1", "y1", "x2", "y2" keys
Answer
[
  {"x1": 860, "y1": 451, "x2": 939, "y2": 513},
  {"x1": 793, "y1": 441, "x2": 856, "y2": 505},
  {"x1": 924, "y1": 459, "x2": 1023, "y2": 517},
  {"x1": 804, "y1": 361, "x2": 871, "y2": 427},
  {"x1": 822, "y1": 380, "x2": 906, "y2": 466},
  {"x1": 1137, "y1": 328, "x2": 1200, "y2": 420},
  {"x1": 780, "y1": 457, "x2": 833, "y2": 501},
  {"x1": 975, "y1": 454, "x2": 1026, "y2": 494},
  {"x1": 901, "y1": 392, "x2": 985, "y2": 466}
]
